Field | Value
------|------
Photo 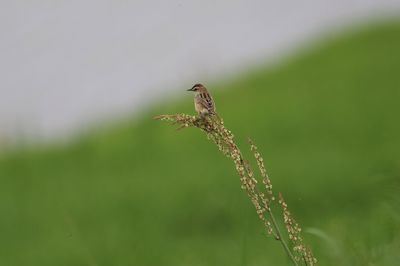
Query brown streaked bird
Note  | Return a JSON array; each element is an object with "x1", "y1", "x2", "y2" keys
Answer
[{"x1": 187, "y1": 83, "x2": 217, "y2": 118}]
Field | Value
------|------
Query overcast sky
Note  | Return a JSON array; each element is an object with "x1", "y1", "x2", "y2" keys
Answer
[{"x1": 1, "y1": 0, "x2": 399, "y2": 141}]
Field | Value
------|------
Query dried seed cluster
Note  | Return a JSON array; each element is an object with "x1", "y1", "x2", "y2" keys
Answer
[
  {"x1": 155, "y1": 113, "x2": 316, "y2": 265},
  {"x1": 279, "y1": 193, "x2": 317, "y2": 265}
]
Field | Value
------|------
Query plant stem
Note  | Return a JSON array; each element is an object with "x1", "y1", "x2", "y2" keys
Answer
[
  {"x1": 239, "y1": 147, "x2": 298, "y2": 265},
  {"x1": 268, "y1": 208, "x2": 298, "y2": 266}
]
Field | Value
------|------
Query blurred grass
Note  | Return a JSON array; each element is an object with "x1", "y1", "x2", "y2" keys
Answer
[{"x1": 1, "y1": 20, "x2": 400, "y2": 265}]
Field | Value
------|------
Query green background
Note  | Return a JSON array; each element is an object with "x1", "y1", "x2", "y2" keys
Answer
[{"x1": 1, "y1": 20, "x2": 400, "y2": 265}]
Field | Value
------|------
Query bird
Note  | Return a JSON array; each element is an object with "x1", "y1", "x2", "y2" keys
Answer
[{"x1": 187, "y1": 83, "x2": 217, "y2": 118}]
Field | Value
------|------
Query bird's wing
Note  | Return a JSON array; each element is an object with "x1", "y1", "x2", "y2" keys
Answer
[{"x1": 198, "y1": 93, "x2": 216, "y2": 113}]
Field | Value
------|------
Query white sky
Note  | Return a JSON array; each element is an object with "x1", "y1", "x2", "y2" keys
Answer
[{"x1": 0, "y1": 0, "x2": 399, "y2": 141}]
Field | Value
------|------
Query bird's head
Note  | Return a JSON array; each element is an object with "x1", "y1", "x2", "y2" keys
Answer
[{"x1": 187, "y1": 83, "x2": 206, "y2": 92}]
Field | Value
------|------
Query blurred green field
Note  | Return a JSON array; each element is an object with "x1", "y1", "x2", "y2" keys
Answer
[{"x1": 1, "y1": 20, "x2": 400, "y2": 266}]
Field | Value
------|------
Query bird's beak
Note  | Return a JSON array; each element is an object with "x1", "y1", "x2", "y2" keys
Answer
[{"x1": 187, "y1": 88, "x2": 194, "y2": 91}]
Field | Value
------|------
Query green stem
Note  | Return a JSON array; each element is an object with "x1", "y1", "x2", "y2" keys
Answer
[
  {"x1": 268, "y1": 208, "x2": 299, "y2": 266},
  {"x1": 240, "y1": 155, "x2": 298, "y2": 265}
]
